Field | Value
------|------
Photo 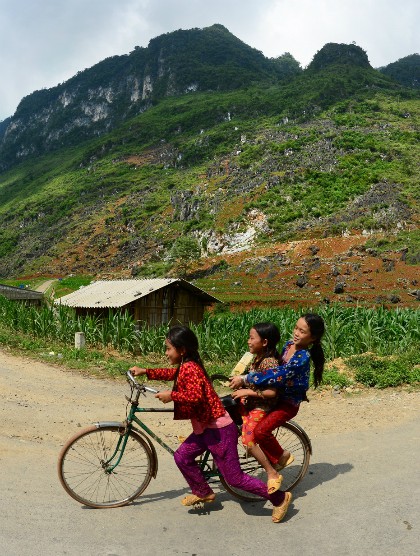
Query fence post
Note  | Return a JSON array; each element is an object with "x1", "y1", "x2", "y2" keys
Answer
[{"x1": 75, "y1": 332, "x2": 85, "y2": 349}]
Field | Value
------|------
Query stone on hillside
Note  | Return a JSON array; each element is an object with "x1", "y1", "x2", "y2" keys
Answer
[
  {"x1": 296, "y1": 275, "x2": 308, "y2": 288},
  {"x1": 334, "y1": 282, "x2": 345, "y2": 294},
  {"x1": 382, "y1": 259, "x2": 395, "y2": 272},
  {"x1": 399, "y1": 248, "x2": 409, "y2": 261}
]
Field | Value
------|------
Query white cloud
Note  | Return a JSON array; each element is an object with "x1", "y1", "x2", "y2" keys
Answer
[
  {"x1": 0, "y1": 0, "x2": 418, "y2": 121},
  {"x1": 256, "y1": 0, "x2": 419, "y2": 67}
]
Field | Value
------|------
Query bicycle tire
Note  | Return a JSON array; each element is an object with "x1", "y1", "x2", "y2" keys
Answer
[
  {"x1": 221, "y1": 421, "x2": 311, "y2": 502},
  {"x1": 58, "y1": 425, "x2": 154, "y2": 508}
]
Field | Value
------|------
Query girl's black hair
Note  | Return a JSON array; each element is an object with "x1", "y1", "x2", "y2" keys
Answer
[
  {"x1": 166, "y1": 325, "x2": 208, "y2": 377},
  {"x1": 302, "y1": 313, "x2": 325, "y2": 388},
  {"x1": 251, "y1": 322, "x2": 281, "y2": 368}
]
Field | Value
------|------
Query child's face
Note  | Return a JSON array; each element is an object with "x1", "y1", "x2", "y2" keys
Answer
[
  {"x1": 248, "y1": 328, "x2": 268, "y2": 355},
  {"x1": 165, "y1": 338, "x2": 184, "y2": 365},
  {"x1": 292, "y1": 318, "x2": 315, "y2": 349}
]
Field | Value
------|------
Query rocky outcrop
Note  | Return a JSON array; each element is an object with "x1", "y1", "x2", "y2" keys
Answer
[{"x1": 0, "y1": 25, "x2": 289, "y2": 170}]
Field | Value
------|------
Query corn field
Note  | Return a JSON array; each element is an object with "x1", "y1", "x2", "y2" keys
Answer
[{"x1": 0, "y1": 296, "x2": 418, "y2": 362}]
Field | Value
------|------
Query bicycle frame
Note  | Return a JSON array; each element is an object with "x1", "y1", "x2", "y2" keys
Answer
[
  {"x1": 58, "y1": 371, "x2": 312, "y2": 507},
  {"x1": 95, "y1": 372, "x2": 219, "y2": 480}
]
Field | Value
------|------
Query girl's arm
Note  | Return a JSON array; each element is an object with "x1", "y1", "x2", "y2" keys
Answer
[
  {"x1": 229, "y1": 356, "x2": 278, "y2": 390},
  {"x1": 245, "y1": 350, "x2": 311, "y2": 387},
  {"x1": 129, "y1": 365, "x2": 178, "y2": 381},
  {"x1": 231, "y1": 387, "x2": 277, "y2": 400}
]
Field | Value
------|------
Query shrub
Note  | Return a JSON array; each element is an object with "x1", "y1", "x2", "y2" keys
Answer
[
  {"x1": 346, "y1": 353, "x2": 420, "y2": 388},
  {"x1": 321, "y1": 367, "x2": 352, "y2": 388}
]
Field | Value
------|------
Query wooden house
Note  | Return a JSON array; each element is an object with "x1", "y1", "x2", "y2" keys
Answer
[
  {"x1": 55, "y1": 278, "x2": 221, "y2": 326},
  {"x1": 0, "y1": 283, "x2": 44, "y2": 305}
]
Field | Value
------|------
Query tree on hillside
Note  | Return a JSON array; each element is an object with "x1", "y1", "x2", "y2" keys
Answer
[
  {"x1": 169, "y1": 236, "x2": 201, "y2": 277},
  {"x1": 271, "y1": 52, "x2": 302, "y2": 77}
]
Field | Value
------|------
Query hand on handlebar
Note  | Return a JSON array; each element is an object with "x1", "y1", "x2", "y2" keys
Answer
[
  {"x1": 155, "y1": 390, "x2": 173, "y2": 404},
  {"x1": 129, "y1": 366, "x2": 147, "y2": 377}
]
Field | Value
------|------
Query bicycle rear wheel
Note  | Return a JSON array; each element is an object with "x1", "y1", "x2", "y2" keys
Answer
[
  {"x1": 221, "y1": 421, "x2": 311, "y2": 502},
  {"x1": 58, "y1": 425, "x2": 154, "y2": 508}
]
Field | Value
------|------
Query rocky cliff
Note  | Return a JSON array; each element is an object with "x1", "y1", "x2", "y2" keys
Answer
[{"x1": 0, "y1": 24, "x2": 295, "y2": 171}]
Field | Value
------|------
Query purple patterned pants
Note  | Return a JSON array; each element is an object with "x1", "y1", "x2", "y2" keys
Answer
[{"x1": 174, "y1": 422, "x2": 284, "y2": 505}]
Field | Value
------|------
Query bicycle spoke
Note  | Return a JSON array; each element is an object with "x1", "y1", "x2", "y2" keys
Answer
[{"x1": 58, "y1": 426, "x2": 154, "y2": 508}]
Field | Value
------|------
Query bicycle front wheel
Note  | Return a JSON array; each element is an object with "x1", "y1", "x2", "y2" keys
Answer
[
  {"x1": 58, "y1": 425, "x2": 154, "y2": 508},
  {"x1": 222, "y1": 421, "x2": 311, "y2": 502}
]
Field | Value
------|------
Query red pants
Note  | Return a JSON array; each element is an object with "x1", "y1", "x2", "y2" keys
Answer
[{"x1": 253, "y1": 401, "x2": 299, "y2": 464}]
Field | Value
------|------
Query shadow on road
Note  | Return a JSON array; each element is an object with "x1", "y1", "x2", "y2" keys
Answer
[
  {"x1": 235, "y1": 461, "x2": 353, "y2": 518},
  {"x1": 295, "y1": 461, "x2": 354, "y2": 494},
  {"x1": 80, "y1": 461, "x2": 353, "y2": 520}
]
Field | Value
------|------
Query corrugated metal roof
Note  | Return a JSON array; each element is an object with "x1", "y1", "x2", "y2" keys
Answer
[
  {"x1": 0, "y1": 284, "x2": 44, "y2": 300},
  {"x1": 55, "y1": 279, "x2": 221, "y2": 308}
]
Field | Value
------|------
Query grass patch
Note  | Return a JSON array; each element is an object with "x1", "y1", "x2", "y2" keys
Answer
[
  {"x1": 345, "y1": 351, "x2": 420, "y2": 388},
  {"x1": 54, "y1": 275, "x2": 94, "y2": 297},
  {"x1": 320, "y1": 367, "x2": 353, "y2": 388}
]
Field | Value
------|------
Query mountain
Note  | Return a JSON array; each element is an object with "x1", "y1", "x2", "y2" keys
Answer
[
  {"x1": 378, "y1": 54, "x2": 420, "y2": 88},
  {"x1": 307, "y1": 42, "x2": 371, "y2": 70},
  {"x1": 0, "y1": 30, "x2": 419, "y2": 308},
  {"x1": 0, "y1": 24, "x2": 300, "y2": 171}
]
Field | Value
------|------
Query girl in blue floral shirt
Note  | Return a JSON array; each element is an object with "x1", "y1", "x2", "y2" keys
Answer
[{"x1": 230, "y1": 313, "x2": 325, "y2": 519}]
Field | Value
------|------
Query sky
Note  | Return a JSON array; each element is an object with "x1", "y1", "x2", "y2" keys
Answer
[{"x1": 0, "y1": 0, "x2": 419, "y2": 121}]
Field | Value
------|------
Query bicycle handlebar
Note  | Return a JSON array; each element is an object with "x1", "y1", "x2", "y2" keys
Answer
[{"x1": 126, "y1": 370, "x2": 159, "y2": 394}]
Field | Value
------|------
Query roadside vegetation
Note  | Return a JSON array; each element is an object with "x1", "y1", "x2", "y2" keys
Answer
[{"x1": 0, "y1": 297, "x2": 418, "y2": 390}]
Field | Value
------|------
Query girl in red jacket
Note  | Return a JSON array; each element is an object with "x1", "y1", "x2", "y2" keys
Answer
[{"x1": 130, "y1": 325, "x2": 292, "y2": 523}]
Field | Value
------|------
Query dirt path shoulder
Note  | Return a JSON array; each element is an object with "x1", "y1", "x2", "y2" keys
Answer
[{"x1": 1, "y1": 347, "x2": 418, "y2": 448}]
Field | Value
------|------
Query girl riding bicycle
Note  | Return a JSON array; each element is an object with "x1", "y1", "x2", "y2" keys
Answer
[
  {"x1": 230, "y1": 313, "x2": 325, "y2": 473},
  {"x1": 130, "y1": 325, "x2": 292, "y2": 523},
  {"x1": 229, "y1": 322, "x2": 284, "y2": 495}
]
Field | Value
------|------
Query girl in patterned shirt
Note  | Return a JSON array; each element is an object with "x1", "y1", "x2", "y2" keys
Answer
[
  {"x1": 230, "y1": 314, "x2": 325, "y2": 483},
  {"x1": 130, "y1": 325, "x2": 292, "y2": 522},
  {"x1": 230, "y1": 322, "x2": 284, "y2": 495}
]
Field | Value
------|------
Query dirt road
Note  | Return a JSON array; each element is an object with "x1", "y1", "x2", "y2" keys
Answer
[{"x1": 1, "y1": 348, "x2": 419, "y2": 555}]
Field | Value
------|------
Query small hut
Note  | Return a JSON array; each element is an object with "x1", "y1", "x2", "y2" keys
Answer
[
  {"x1": 55, "y1": 278, "x2": 221, "y2": 326},
  {"x1": 0, "y1": 283, "x2": 44, "y2": 306}
]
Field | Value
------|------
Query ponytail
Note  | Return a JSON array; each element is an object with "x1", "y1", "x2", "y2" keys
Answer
[
  {"x1": 309, "y1": 340, "x2": 325, "y2": 388},
  {"x1": 303, "y1": 313, "x2": 326, "y2": 389}
]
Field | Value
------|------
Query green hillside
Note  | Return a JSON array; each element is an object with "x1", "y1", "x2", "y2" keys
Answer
[{"x1": 0, "y1": 37, "x2": 418, "y2": 305}]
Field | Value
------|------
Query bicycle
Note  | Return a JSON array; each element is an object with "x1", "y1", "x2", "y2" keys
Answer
[{"x1": 58, "y1": 371, "x2": 312, "y2": 508}]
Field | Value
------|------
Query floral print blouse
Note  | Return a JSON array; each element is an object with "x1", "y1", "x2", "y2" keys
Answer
[
  {"x1": 244, "y1": 341, "x2": 311, "y2": 404},
  {"x1": 242, "y1": 356, "x2": 280, "y2": 412},
  {"x1": 146, "y1": 360, "x2": 225, "y2": 422}
]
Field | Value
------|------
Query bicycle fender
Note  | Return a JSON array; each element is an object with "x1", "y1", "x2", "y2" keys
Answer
[
  {"x1": 94, "y1": 421, "x2": 125, "y2": 429},
  {"x1": 288, "y1": 419, "x2": 313, "y2": 454},
  {"x1": 94, "y1": 422, "x2": 158, "y2": 478}
]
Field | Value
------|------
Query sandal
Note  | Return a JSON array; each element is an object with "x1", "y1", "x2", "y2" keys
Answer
[
  {"x1": 272, "y1": 492, "x2": 292, "y2": 523},
  {"x1": 267, "y1": 475, "x2": 283, "y2": 495},
  {"x1": 181, "y1": 494, "x2": 215, "y2": 507},
  {"x1": 274, "y1": 452, "x2": 294, "y2": 471}
]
